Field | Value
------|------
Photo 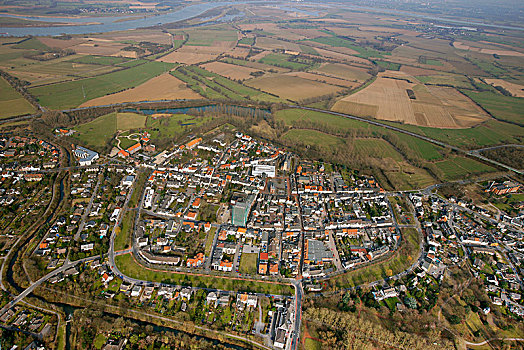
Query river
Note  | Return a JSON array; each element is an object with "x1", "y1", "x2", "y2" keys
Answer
[{"x1": 0, "y1": 2, "x2": 317, "y2": 36}]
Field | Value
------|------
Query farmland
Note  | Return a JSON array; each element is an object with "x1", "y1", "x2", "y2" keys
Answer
[
  {"x1": 434, "y1": 157, "x2": 497, "y2": 180},
  {"x1": 332, "y1": 76, "x2": 490, "y2": 128},
  {"x1": 0, "y1": 76, "x2": 35, "y2": 119},
  {"x1": 461, "y1": 90, "x2": 524, "y2": 125},
  {"x1": 30, "y1": 61, "x2": 174, "y2": 109},
  {"x1": 246, "y1": 74, "x2": 344, "y2": 102}
]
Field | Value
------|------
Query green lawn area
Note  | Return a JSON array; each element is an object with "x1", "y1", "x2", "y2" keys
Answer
[
  {"x1": 461, "y1": 90, "x2": 524, "y2": 125},
  {"x1": 0, "y1": 76, "x2": 35, "y2": 119},
  {"x1": 115, "y1": 253, "x2": 294, "y2": 295},
  {"x1": 305, "y1": 338, "x2": 322, "y2": 350},
  {"x1": 374, "y1": 60, "x2": 400, "y2": 70},
  {"x1": 416, "y1": 74, "x2": 474, "y2": 89},
  {"x1": 74, "y1": 112, "x2": 146, "y2": 149},
  {"x1": 30, "y1": 61, "x2": 174, "y2": 109},
  {"x1": 114, "y1": 211, "x2": 134, "y2": 251},
  {"x1": 238, "y1": 37, "x2": 255, "y2": 46},
  {"x1": 327, "y1": 228, "x2": 420, "y2": 290},
  {"x1": 146, "y1": 113, "x2": 211, "y2": 141},
  {"x1": 205, "y1": 227, "x2": 217, "y2": 257},
  {"x1": 434, "y1": 156, "x2": 497, "y2": 180},
  {"x1": 239, "y1": 253, "x2": 258, "y2": 275},
  {"x1": 128, "y1": 171, "x2": 148, "y2": 208},
  {"x1": 93, "y1": 333, "x2": 107, "y2": 349},
  {"x1": 13, "y1": 37, "x2": 50, "y2": 50}
]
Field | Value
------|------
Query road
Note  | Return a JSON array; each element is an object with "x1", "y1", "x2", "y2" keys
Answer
[{"x1": 0, "y1": 255, "x2": 99, "y2": 318}]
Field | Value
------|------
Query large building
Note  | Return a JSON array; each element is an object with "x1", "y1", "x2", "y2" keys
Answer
[
  {"x1": 232, "y1": 195, "x2": 255, "y2": 227},
  {"x1": 74, "y1": 146, "x2": 99, "y2": 166}
]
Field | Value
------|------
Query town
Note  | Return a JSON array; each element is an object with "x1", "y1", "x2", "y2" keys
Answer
[{"x1": 0, "y1": 122, "x2": 522, "y2": 349}]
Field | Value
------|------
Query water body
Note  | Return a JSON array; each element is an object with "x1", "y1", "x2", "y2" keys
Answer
[
  {"x1": 0, "y1": 2, "x2": 235, "y2": 36},
  {"x1": 0, "y1": 2, "x2": 317, "y2": 36},
  {"x1": 123, "y1": 104, "x2": 270, "y2": 115}
]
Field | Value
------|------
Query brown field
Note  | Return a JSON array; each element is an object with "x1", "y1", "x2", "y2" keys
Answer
[
  {"x1": 157, "y1": 48, "x2": 217, "y2": 64},
  {"x1": 311, "y1": 47, "x2": 372, "y2": 66},
  {"x1": 71, "y1": 41, "x2": 128, "y2": 56},
  {"x1": 245, "y1": 74, "x2": 345, "y2": 101},
  {"x1": 283, "y1": 71, "x2": 357, "y2": 88},
  {"x1": 484, "y1": 79, "x2": 524, "y2": 97},
  {"x1": 200, "y1": 61, "x2": 258, "y2": 80},
  {"x1": 225, "y1": 47, "x2": 251, "y2": 59},
  {"x1": 453, "y1": 41, "x2": 524, "y2": 57},
  {"x1": 249, "y1": 50, "x2": 272, "y2": 61},
  {"x1": 255, "y1": 37, "x2": 301, "y2": 52},
  {"x1": 332, "y1": 76, "x2": 490, "y2": 128},
  {"x1": 219, "y1": 58, "x2": 288, "y2": 72},
  {"x1": 38, "y1": 37, "x2": 85, "y2": 49},
  {"x1": 79, "y1": 73, "x2": 202, "y2": 107},
  {"x1": 313, "y1": 63, "x2": 371, "y2": 81}
]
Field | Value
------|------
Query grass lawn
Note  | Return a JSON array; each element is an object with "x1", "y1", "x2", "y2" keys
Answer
[
  {"x1": 205, "y1": 227, "x2": 217, "y2": 257},
  {"x1": 74, "y1": 112, "x2": 146, "y2": 149},
  {"x1": 114, "y1": 211, "x2": 134, "y2": 251},
  {"x1": 0, "y1": 76, "x2": 36, "y2": 119},
  {"x1": 30, "y1": 61, "x2": 174, "y2": 109},
  {"x1": 304, "y1": 338, "x2": 322, "y2": 350},
  {"x1": 93, "y1": 333, "x2": 107, "y2": 350},
  {"x1": 327, "y1": 228, "x2": 420, "y2": 290},
  {"x1": 239, "y1": 253, "x2": 258, "y2": 275},
  {"x1": 115, "y1": 253, "x2": 294, "y2": 295},
  {"x1": 128, "y1": 172, "x2": 148, "y2": 208},
  {"x1": 309, "y1": 36, "x2": 388, "y2": 59}
]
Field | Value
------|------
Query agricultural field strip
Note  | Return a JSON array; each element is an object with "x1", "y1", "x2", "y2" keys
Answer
[{"x1": 288, "y1": 106, "x2": 523, "y2": 175}]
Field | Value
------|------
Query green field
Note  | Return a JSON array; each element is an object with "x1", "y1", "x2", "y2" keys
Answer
[
  {"x1": 115, "y1": 253, "x2": 294, "y2": 295},
  {"x1": 146, "y1": 113, "x2": 211, "y2": 141},
  {"x1": 282, "y1": 129, "x2": 346, "y2": 149},
  {"x1": 185, "y1": 27, "x2": 238, "y2": 46},
  {"x1": 0, "y1": 76, "x2": 36, "y2": 119},
  {"x1": 238, "y1": 37, "x2": 255, "y2": 46},
  {"x1": 30, "y1": 61, "x2": 174, "y2": 109},
  {"x1": 114, "y1": 211, "x2": 134, "y2": 251},
  {"x1": 401, "y1": 134, "x2": 444, "y2": 161},
  {"x1": 374, "y1": 60, "x2": 400, "y2": 71},
  {"x1": 69, "y1": 55, "x2": 130, "y2": 66},
  {"x1": 74, "y1": 112, "x2": 146, "y2": 148},
  {"x1": 259, "y1": 53, "x2": 313, "y2": 70},
  {"x1": 309, "y1": 36, "x2": 389, "y2": 59},
  {"x1": 354, "y1": 138, "x2": 403, "y2": 161},
  {"x1": 172, "y1": 65, "x2": 281, "y2": 103},
  {"x1": 416, "y1": 74, "x2": 474, "y2": 89},
  {"x1": 434, "y1": 156, "x2": 497, "y2": 180},
  {"x1": 238, "y1": 253, "x2": 258, "y2": 275},
  {"x1": 13, "y1": 37, "x2": 50, "y2": 50},
  {"x1": 382, "y1": 119, "x2": 523, "y2": 148},
  {"x1": 461, "y1": 90, "x2": 524, "y2": 125}
]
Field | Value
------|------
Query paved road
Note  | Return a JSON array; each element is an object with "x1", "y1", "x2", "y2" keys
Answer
[{"x1": 0, "y1": 255, "x2": 99, "y2": 317}]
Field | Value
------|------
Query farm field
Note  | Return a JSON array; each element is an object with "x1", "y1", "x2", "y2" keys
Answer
[
  {"x1": 332, "y1": 76, "x2": 490, "y2": 128},
  {"x1": 29, "y1": 61, "x2": 174, "y2": 109},
  {"x1": 74, "y1": 112, "x2": 146, "y2": 149},
  {"x1": 258, "y1": 53, "x2": 316, "y2": 70},
  {"x1": 200, "y1": 61, "x2": 258, "y2": 80},
  {"x1": 0, "y1": 76, "x2": 35, "y2": 119},
  {"x1": 462, "y1": 90, "x2": 524, "y2": 125},
  {"x1": 80, "y1": 73, "x2": 202, "y2": 107},
  {"x1": 484, "y1": 79, "x2": 524, "y2": 98},
  {"x1": 246, "y1": 75, "x2": 344, "y2": 102},
  {"x1": 415, "y1": 74, "x2": 475, "y2": 89},
  {"x1": 353, "y1": 139, "x2": 403, "y2": 161},
  {"x1": 281, "y1": 129, "x2": 346, "y2": 150},
  {"x1": 434, "y1": 157, "x2": 497, "y2": 180}
]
